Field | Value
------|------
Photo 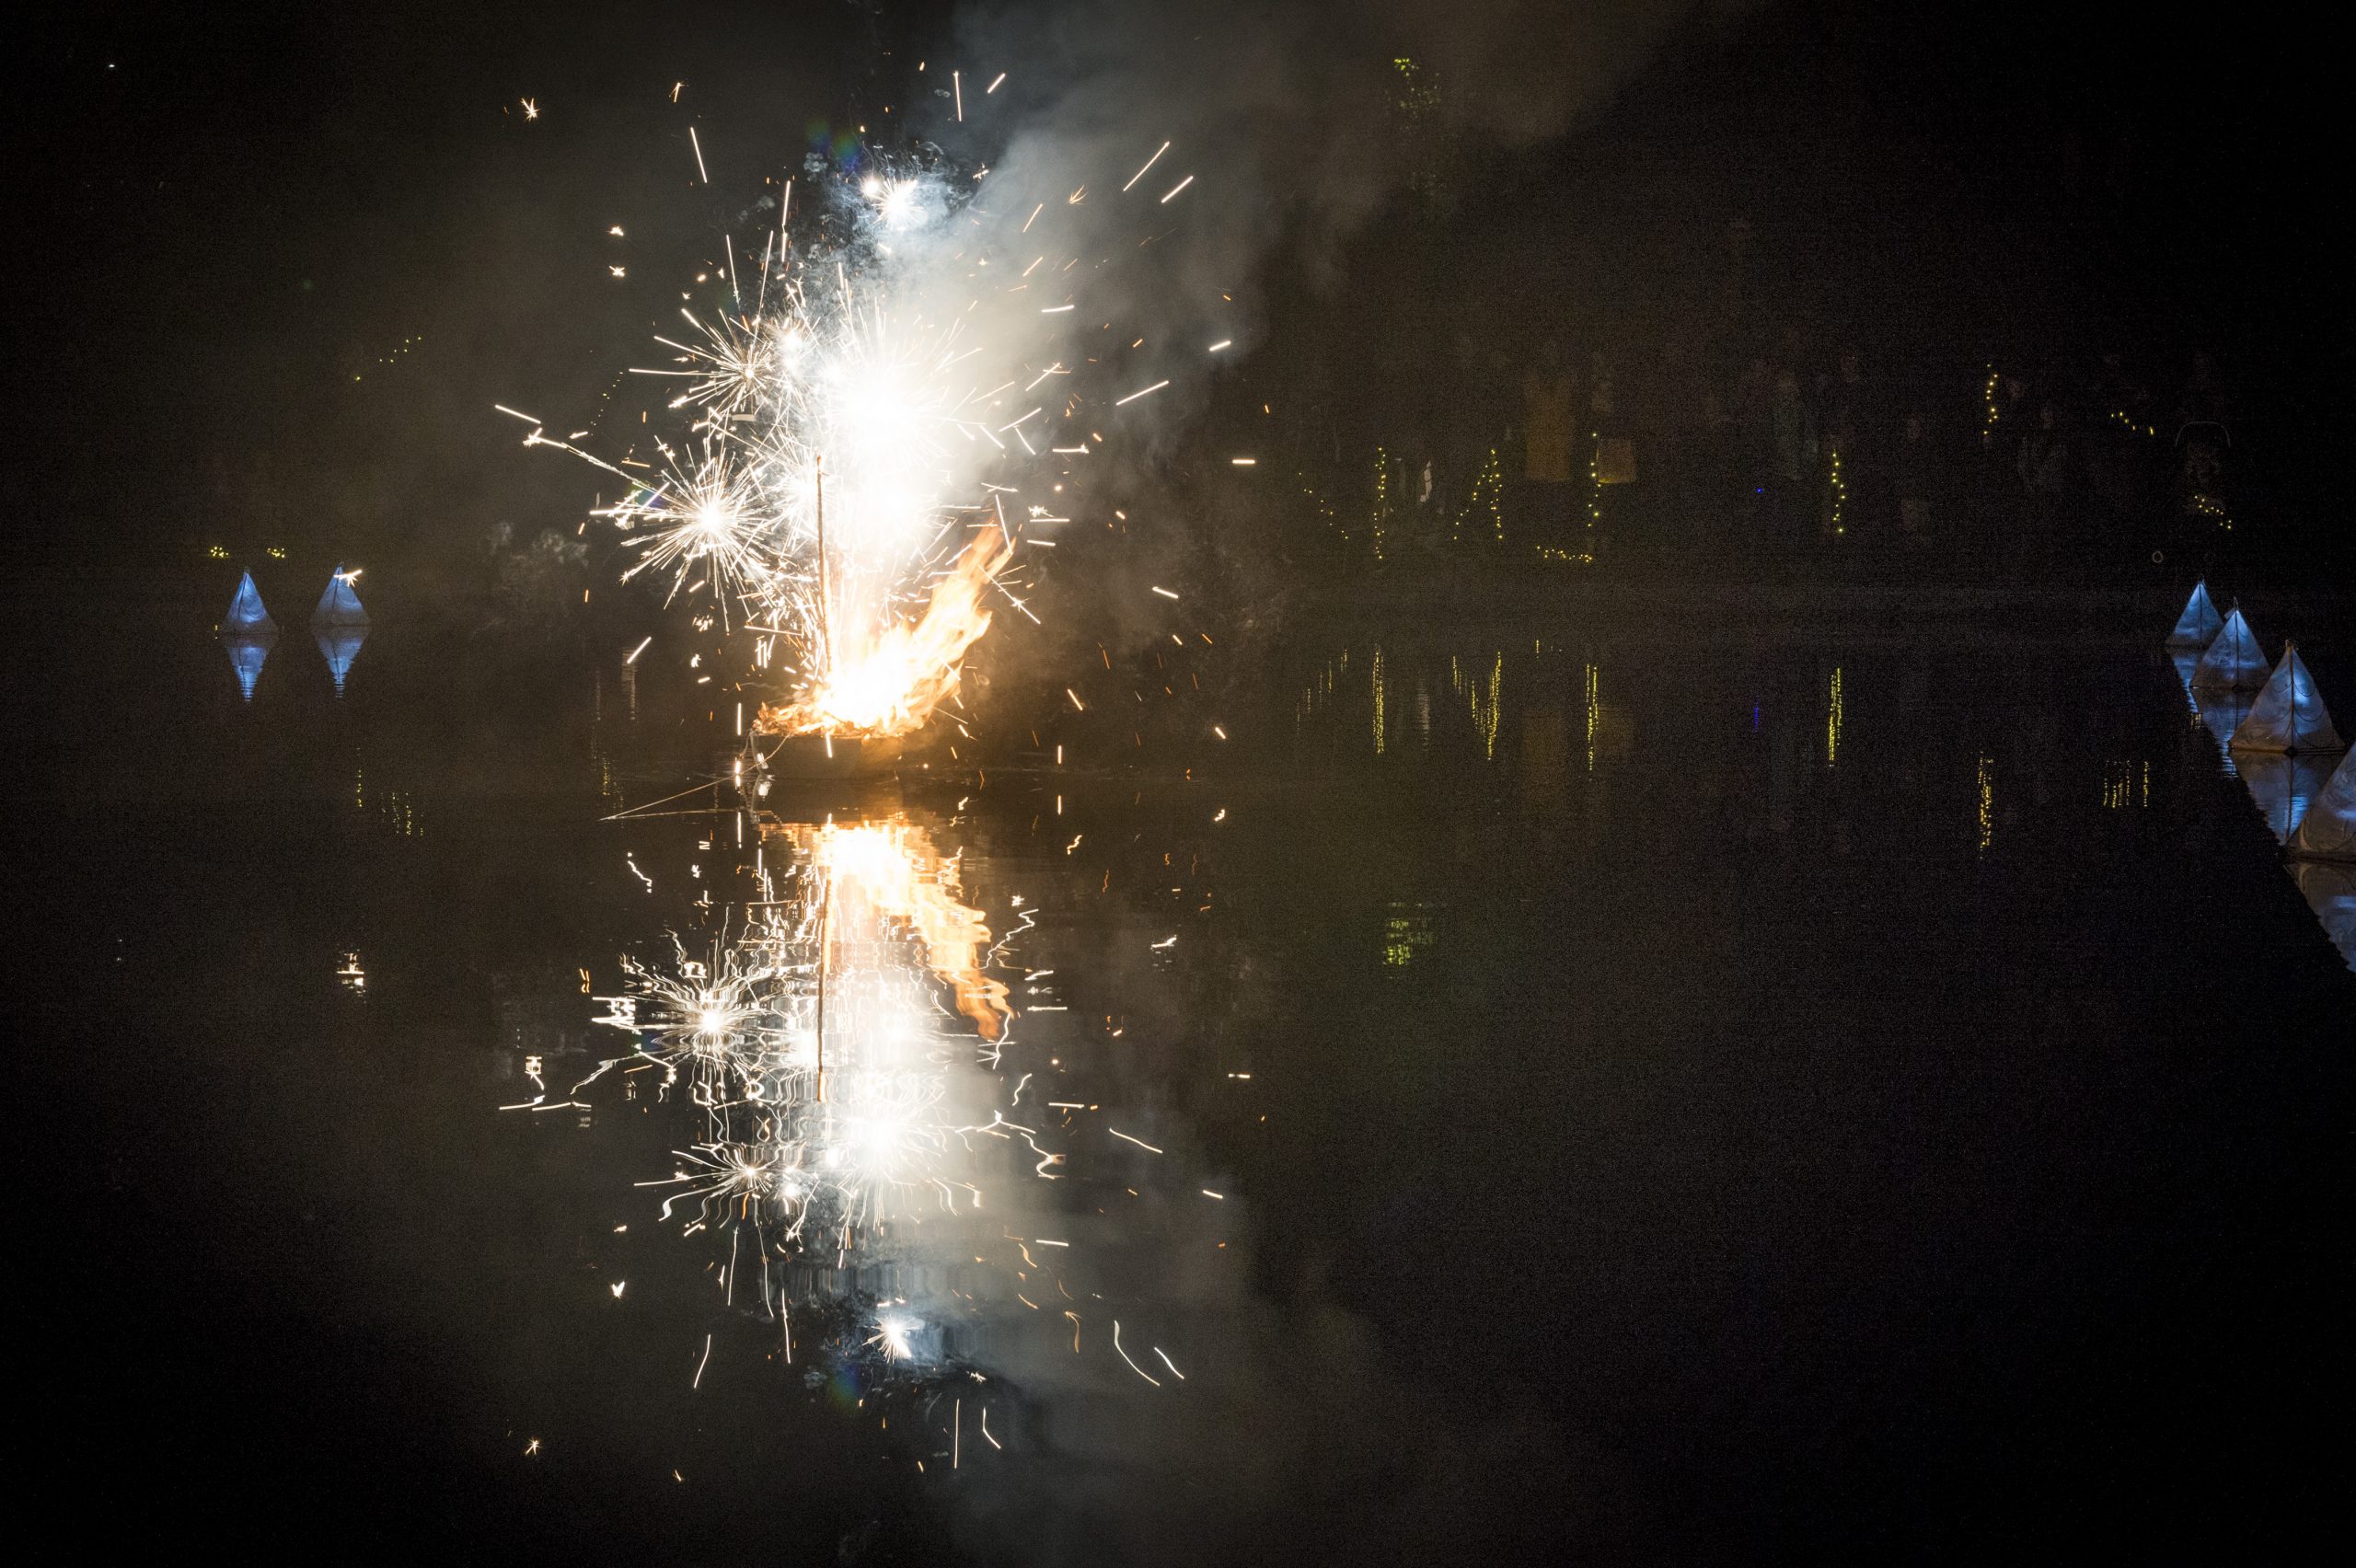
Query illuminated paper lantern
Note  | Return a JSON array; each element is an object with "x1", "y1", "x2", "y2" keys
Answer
[
  {"x1": 222, "y1": 571, "x2": 274, "y2": 634},
  {"x1": 2230, "y1": 643, "x2": 2342, "y2": 754},
  {"x1": 312, "y1": 563, "x2": 370, "y2": 628},
  {"x1": 2165, "y1": 580, "x2": 2223, "y2": 648},
  {"x1": 2190, "y1": 607, "x2": 2268, "y2": 691}
]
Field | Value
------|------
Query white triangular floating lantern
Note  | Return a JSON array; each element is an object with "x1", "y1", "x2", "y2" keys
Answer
[
  {"x1": 223, "y1": 571, "x2": 275, "y2": 635},
  {"x1": 2231, "y1": 642, "x2": 2343, "y2": 754},
  {"x1": 312, "y1": 564, "x2": 370, "y2": 629},
  {"x1": 2190, "y1": 606, "x2": 2268, "y2": 691},
  {"x1": 2165, "y1": 580, "x2": 2223, "y2": 649}
]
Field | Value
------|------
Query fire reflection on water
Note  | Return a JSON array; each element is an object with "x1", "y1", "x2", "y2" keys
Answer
[
  {"x1": 575, "y1": 809, "x2": 1033, "y2": 1251},
  {"x1": 515, "y1": 799, "x2": 1212, "y2": 1468},
  {"x1": 791, "y1": 817, "x2": 1013, "y2": 1042}
]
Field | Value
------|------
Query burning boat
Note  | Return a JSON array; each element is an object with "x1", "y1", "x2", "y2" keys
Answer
[{"x1": 752, "y1": 528, "x2": 1011, "y2": 779}]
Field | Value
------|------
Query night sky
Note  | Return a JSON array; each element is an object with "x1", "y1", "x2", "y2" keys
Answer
[{"x1": 13, "y1": 2, "x2": 2344, "y2": 572}]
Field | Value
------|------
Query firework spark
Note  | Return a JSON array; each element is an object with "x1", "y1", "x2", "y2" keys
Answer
[{"x1": 516, "y1": 103, "x2": 1195, "y2": 744}]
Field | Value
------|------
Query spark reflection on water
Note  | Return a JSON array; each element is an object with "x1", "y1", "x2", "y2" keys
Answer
[
  {"x1": 531, "y1": 798, "x2": 1227, "y2": 1470},
  {"x1": 81, "y1": 613, "x2": 2356, "y2": 1555}
]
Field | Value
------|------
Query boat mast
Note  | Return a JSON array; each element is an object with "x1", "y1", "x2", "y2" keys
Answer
[
  {"x1": 814, "y1": 887, "x2": 827, "y2": 1104},
  {"x1": 814, "y1": 455, "x2": 833, "y2": 678}
]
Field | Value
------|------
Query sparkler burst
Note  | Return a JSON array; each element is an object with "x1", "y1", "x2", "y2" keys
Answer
[
  {"x1": 601, "y1": 440, "x2": 787, "y2": 626},
  {"x1": 517, "y1": 104, "x2": 1194, "y2": 743},
  {"x1": 549, "y1": 807, "x2": 1057, "y2": 1433},
  {"x1": 502, "y1": 83, "x2": 1226, "y2": 1438},
  {"x1": 518, "y1": 792, "x2": 1227, "y2": 1452},
  {"x1": 582, "y1": 818, "x2": 1024, "y2": 1245}
]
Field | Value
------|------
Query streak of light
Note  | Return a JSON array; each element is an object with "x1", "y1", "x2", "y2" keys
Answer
[
  {"x1": 1122, "y1": 141, "x2": 1171, "y2": 191},
  {"x1": 1113, "y1": 1320, "x2": 1161, "y2": 1386}
]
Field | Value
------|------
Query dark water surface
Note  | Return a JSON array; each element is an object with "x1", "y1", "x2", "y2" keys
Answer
[{"x1": 16, "y1": 591, "x2": 2351, "y2": 1563}]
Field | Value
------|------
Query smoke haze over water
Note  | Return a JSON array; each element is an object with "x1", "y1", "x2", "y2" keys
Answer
[{"x1": 952, "y1": 2, "x2": 1740, "y2": 384}]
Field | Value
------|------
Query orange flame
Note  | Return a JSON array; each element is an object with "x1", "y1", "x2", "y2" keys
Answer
[
  {"x1": 760, "y1": 529, "x2": 1014, "y2": 739},
  {"x1": 782, "y1": 817, "x2": 1011, "y2": 1039}
]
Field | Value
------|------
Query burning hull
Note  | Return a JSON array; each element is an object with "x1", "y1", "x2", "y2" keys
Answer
[{"x1": 753, "y1": 730, "x2": 906, "y2": 780}]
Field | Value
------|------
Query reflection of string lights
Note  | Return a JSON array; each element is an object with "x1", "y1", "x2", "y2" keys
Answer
[
  {"x1": 2100, "y1": 759, "x2": 2150, "y2": 812},
  {"x1": 1297, "y1": 651, "x2": 1343, "y2": 727},
  {"x1": 1584, "y1": 663, "x2": 1600, "y2": 774},
  {"x1": 1382, "y1": 902, "x2": 1439, "y2": 966},
  {"x1": 1976, "y1": 755, "x2": 1996, "y2": 854},
  {"x1": 1481, "y1": 654, "x2": 1502, "y2": 760},
  {"x1": 1826, "y1": 666, "x2": 1844, "y2": 768},
  {"x1": 1451, "y1": 651, "x2": 1503, "y2": 760}
]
